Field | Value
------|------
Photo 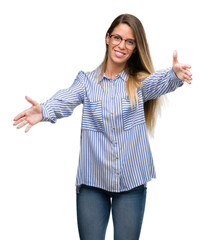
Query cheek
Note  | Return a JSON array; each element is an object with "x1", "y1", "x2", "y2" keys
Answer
[
  {"x1": 108, "y1": 43, "x2": 116, "y2": 55},
  {"x1": 126, "y1": 51, "x2": 134, "y2": 60}
]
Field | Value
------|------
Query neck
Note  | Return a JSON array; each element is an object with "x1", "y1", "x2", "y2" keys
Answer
[{"x1": 105, "y1": 57, "x2": 126, "y2": 80}]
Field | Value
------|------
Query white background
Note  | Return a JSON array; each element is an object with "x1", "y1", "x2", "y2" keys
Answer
[{"x1": 1, "y1": 0, "x2": 206, "y2": 239}]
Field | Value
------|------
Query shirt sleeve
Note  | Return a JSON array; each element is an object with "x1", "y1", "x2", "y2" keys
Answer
[
  {"x1": 40, "y1": 71, "x2": 85, "y2": 123},
  {"x1": 142, "y1": 67, "x2": 184, "y2": 102}
]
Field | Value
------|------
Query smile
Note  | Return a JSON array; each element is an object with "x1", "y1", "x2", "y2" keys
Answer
[{"x1": 114, "y1": 50, "x2": 126, "y2": 58}]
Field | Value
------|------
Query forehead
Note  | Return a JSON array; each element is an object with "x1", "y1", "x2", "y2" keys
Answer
[{"x1": 112, "y1": 23, "x2": 134, "y2": 39}]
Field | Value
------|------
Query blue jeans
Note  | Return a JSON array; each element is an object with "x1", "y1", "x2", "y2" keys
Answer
[{"x1": 76, "y1": 184, "x2": 147, "y2": 240}]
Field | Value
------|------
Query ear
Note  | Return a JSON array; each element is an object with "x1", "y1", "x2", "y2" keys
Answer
[{"x1": 106, "y1": 33, "x2": 110, "y2": 45}]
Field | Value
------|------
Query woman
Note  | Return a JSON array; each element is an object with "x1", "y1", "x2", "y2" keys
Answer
[{"x1": 13, "y1": 14, "x2": 192, "y2": 240}]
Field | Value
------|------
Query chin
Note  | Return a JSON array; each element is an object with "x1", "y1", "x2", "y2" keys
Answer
[{"x1": 113, "y1": 56, "x2": 129, "y2": 66}]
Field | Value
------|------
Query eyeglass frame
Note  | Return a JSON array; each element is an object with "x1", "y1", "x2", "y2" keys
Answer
[{"x1": 109, "y1": 34, "x2": 136, "y2": 50}]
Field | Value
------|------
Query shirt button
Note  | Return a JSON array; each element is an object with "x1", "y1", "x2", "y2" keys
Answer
[
  {"x1": 116, "y1": 157, "x2": 119, "y2": 159},
  {"x1": 112, "y1": 83, "x2": 114, "y2": 86},
  {"x1": 111, "y1": 97, "x2": 113, "y2": 100},
  {"x1": 115, "y1": 142, "x2": 117, "y2": 144},
  {"x1": 45, "y1": 118, "x2": 48, "y2": 121},
  {"x1": 113, "y1": 128, "x2": 115, "y2": 130},
  {"x1": 111, "y1": 112, "x2": 114, "y2": 115},
  {"x1": 116, "y1": 75, "x2": 119, "y2": 78},
  {"x1": 117, "y1": 172, "x2": 119, "y2": 175}
]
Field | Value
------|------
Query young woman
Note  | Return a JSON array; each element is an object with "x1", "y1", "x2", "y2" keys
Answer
[{"x1": 13, "y1": 14, "x2": 192, "y2": 240}]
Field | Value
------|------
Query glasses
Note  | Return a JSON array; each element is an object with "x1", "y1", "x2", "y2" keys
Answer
[{"x1": 109, "y1": 34, "x2": 136, "y2": 50}]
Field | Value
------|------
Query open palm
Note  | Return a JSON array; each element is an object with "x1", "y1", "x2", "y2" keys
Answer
[
  {"x1": 172, "y1": 50, "x2": 192, "y2": 84},
  {"x1": 13, "y1": 96, "x2": 42, "y2": 133}
]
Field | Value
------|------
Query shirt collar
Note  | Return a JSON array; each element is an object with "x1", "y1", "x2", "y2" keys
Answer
[{"x1": 100, "y1": 69, "x2": 128, "y2": 82}]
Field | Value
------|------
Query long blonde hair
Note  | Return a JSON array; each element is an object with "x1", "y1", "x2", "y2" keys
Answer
[{"x1": 98, "y1": 14, "x2": 161, "y2": 134}]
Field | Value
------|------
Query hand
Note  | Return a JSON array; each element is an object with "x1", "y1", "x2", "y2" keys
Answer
[
  {"x1": 13, "y1": 96, "x2": 43, "y2": 133},
  {"x1": 172, "y1": 50, "x2": 192, "y2": 84}
]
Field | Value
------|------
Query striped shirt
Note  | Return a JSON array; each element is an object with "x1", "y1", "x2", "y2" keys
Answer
[{"x1": 40, "y1": 65, "x2": 184, "y2": 193}]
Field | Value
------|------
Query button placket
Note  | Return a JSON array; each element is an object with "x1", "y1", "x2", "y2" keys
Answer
[
  {"x1": 110, "y1": 79, "x2": 120, "y2": 188},
  {"x1": 111, "y1": 80, "x2": 117, "y2": 147}
]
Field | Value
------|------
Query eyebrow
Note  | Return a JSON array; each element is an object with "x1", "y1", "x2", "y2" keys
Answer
[{"x1": 112, "y1": 33, "x2": 135, "y2": 41}]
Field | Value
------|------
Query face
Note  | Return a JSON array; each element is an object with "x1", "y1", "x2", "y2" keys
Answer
[{"x1": 106, "y1": 23, "x2": 136, "y2": 67}]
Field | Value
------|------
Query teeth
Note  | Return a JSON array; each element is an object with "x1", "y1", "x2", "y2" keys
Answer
[{"x1": 115, "y1": 51, "x2": 124, "y2": 56}]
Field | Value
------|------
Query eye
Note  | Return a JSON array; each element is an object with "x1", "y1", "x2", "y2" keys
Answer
[
  {"x1": 127, "y1": 40, "x2": 135, "y2": 45},
  {"x1": 113, "y1": 35, "x2": 121, "y2": 40}
]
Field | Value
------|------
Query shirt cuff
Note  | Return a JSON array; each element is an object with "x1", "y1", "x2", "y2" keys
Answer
[
  {"x1": 40, "y1": 103, "x2": 51, "y2": 122},
  {"x1": 169, "y1": 67, "x2": 184, "y2": 86}
]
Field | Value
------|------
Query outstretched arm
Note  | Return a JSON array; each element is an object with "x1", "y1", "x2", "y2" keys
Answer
[
  {"x1": 13, "y1": 71, "x2": 85, "y2": 133},
  {"x1": 142, "y1": 50, "x2": 192, "y2": 102},
  {"x1": 39, "y1": 71, "x2": 85, "y2": 123}
]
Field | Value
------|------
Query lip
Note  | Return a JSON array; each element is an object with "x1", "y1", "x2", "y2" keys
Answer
[
  {"x1": 114, "y1": 49, "x2": 126, "y2": 58},
  {"x1": 114, "y1": 50, "x2": 126, "y2": 55}
]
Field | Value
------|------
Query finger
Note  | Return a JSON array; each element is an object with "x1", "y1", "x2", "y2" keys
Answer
[
  {"x1": 25, "y1": 96, "x2": 38, "y2": 106},
  {"x1": 13, "y1": 111, "x2": 26, "y2": 121},
  {"x1": 183, "y1": 71, "x2": 193, "y2": 81},
  {"x1": 183, "y1": 77, "x2": 192, "y2": 85},
  {"x1": 182, "y1": 64, "x2": 192, "y2": 70},
  {"x1": 183, "y1": 73, "x2": 192, "y2": 82},
  {"x1": 173, "y1": 50, "x2": 178, "y2": 64},
  {"x1": 13, "y1": 116, "x2": 26, "y2": 126},
  {"x1": 187, "y1": 80, "x2": 192, "y2": 85},
  {"x1": 16, "y1": 120, "x2": 28, "y2": 129},
  {"x1": 183, "y1": 69, "x2": 192, "y2": 77},
  {"x1": 182, "y1": 72, "x2": 192, "y2": 80},
  {"x1": 25, "y1": 124, "x2": 32, "y2": 133}
]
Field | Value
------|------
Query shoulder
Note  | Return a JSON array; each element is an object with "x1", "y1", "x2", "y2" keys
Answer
[{"x1": 76, "y1": 66, "x2": 101, "y2": 83}]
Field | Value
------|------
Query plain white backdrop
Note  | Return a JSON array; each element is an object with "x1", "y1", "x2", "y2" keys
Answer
[{"x1": 1, "y1": 0, "x2": 205, "y2": 239}]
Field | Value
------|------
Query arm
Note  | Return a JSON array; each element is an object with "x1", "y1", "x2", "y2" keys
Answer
[
  {"x1": 40, "y1": 71, "x2": 85, "y2": 123},
  {"x1": 13, "y1": 71, "x2": 85, "y2": 132},
  {"x1": 142, "y1": 67, "x2": 183, "y2": 102},
  {"x1": 142, "y1": 50, "x2": 192, "y2": 102}
]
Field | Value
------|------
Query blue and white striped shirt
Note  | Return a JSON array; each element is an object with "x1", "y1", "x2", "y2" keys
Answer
[{"x1": 40, "y1": 66, "x2": 184, "y2": 193}]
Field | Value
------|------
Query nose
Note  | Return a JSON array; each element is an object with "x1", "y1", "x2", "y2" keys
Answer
[{"x1": 118, "y1": 39, "x2": 126, "y2": 49}]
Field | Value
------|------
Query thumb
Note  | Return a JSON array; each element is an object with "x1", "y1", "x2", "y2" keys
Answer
[
  {"x1": 173, "y1": 50, "x2": 178, "y2": 65},
  {"x1": 25, "y1": 96, "x2": 38, "y2": 106}
]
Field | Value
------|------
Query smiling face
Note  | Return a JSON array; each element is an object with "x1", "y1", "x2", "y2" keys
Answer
[{"x1": 106, "y1": 23, "x2": 136, "y2": 69}]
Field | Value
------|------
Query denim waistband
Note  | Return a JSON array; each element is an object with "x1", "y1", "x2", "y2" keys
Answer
[{"x1": 76, "y1": 183, "x2": 147, "y2": 194}]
